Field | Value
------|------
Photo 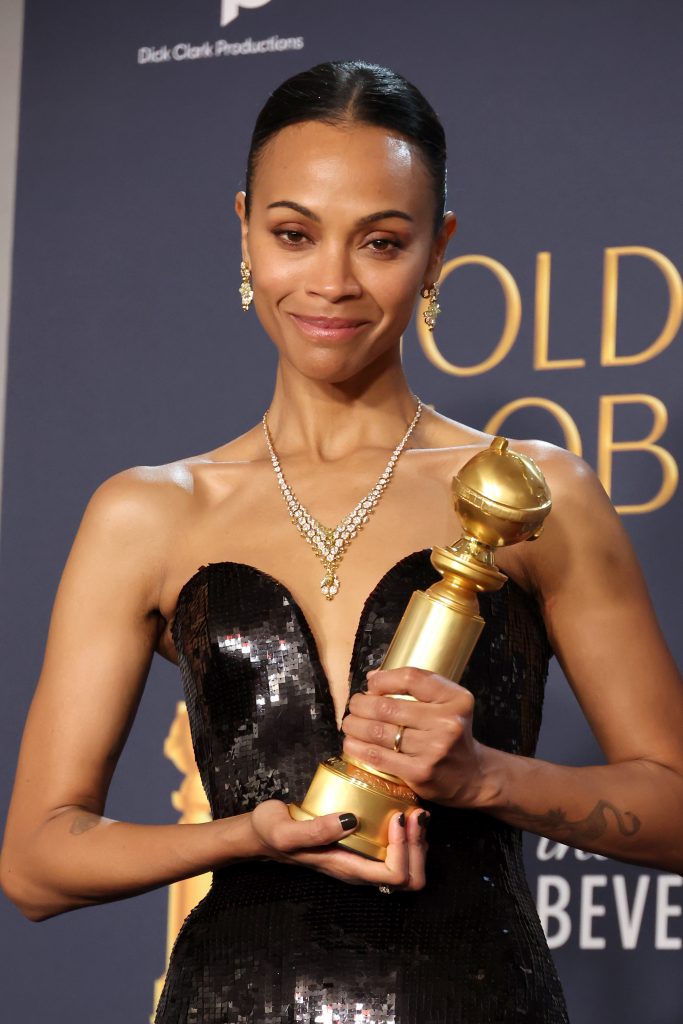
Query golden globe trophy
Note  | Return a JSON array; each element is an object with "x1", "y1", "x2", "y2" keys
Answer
[{"x1": 289, "y1": 436, "x2": 552, "y2": 860}]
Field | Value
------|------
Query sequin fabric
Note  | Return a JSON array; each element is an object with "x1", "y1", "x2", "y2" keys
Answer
[{"x1": 154, "y1": 549, "x2": 569, "y2": 1024}]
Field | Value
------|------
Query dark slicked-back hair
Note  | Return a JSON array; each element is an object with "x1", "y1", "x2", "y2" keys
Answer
[{"x1": 245, "y1": 60, "x2": 447, "y2": 233}]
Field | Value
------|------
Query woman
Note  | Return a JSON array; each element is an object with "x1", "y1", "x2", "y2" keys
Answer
[{"x1": 2, "y1": 60, "x2": 682, "y2": 1024}]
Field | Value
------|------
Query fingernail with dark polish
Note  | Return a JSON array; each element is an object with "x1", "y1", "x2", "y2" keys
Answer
[
  {"x1": 418, "y1": 811, "x2": 429, "y2": 828},
  {"x1": 339, "y1": 812, "x2": 358, "y2": 830},
  {"x1": 398, "y1": 812, "x2": 406, "y2": 827}
]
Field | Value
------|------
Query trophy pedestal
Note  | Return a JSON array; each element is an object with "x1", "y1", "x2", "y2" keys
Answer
[{"x1": 289, "y1": 756, "x2": 419, "y2": 859}]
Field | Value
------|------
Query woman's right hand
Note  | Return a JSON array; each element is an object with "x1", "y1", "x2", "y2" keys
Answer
[{"x1": 249, "y1": 799, "x2": 428, "y2": 891}]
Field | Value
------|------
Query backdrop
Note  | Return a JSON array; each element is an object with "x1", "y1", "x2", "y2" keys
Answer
[{"x1": 1, "y1": 1, "x2": 681, "y2": 1021}]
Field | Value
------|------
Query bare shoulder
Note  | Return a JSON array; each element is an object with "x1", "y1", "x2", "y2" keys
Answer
[
  {"x1": 79, "y1": 419, "x2": 265, "y2": 554},
  {"x1": 83, "y1": 460, "x2": 195, "y2": 539},
  {"x1": 53, "y1": 457, "x2": 218, "y2": 623},
  {"x1": 417, "y1": 411, "x2": 596, "y2": 496},
  {"x1": 74, "y1": 456, "x2": 224, "y2": 581},
  {"x1": 511, "y1": 438, "x2": 611, "y2": 515},
  {"x1": 418, "y1": 408, "x2": 608, "y2": 509},
  {"x1": 506, "y1": 438, "x2": 641, "y2": 601},
  {"x1": 423, "y1": 415, "x2": 634, "y2": 596}
]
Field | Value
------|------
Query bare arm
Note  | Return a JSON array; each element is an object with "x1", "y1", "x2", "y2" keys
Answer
[
  {"x1": 0, "y1": 470, "x2": 427, "y2": 922},
  {"x1": 481, "y1": 447, "x2": 683, "y2": 869},
  {"x1": 0, "y1": 471, "x2": 258, "y2": 920},
  {"x1": 342, "y1": 446, "x2": 683, "y2": 872}
]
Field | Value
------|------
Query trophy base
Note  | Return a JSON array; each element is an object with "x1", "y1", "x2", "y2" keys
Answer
[{"x1": 289, "y1": 755, "x2": 419, "y2": 861}]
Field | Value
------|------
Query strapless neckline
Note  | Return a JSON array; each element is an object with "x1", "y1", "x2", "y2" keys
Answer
[
  {"x1": 171, "y1": 548, "x2": 434, "y2": 729},
  {"x1": 170, "y1": 549, "x2": 533, "y2": 731}
]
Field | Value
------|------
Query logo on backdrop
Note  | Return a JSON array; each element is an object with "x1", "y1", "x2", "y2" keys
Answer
[
  {"x1": 221, "y1": 0, "x2": 274, "y2": 27},
  {"x1": 137, "y1": 0, "x2": 302, "y2": 65}
]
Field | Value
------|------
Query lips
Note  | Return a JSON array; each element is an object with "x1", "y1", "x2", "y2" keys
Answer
[
  {"x1": 288, "y1": 312, "x2": 370, "y2": 342},
  {"x1": 291, "y1": 315, "x2": 368, "y2": 328}
]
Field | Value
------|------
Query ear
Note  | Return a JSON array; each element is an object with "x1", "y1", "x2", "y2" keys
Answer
[
  {"x1": 423, "y1": 210, "x2": 457, "y2": 287},
  {"x1": 234, "y1": 190, "x2": 250, "y2": 266}
]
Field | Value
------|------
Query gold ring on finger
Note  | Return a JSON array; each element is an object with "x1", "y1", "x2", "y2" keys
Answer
[{"x1": 392, "y1": 724, "x2": 406, "y2": 753}]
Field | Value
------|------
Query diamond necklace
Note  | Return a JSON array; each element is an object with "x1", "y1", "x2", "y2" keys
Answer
[{"x1": 262, "y1": 398, "x2": 423, "y2": 600}]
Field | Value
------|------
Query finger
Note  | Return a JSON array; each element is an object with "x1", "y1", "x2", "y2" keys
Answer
[
  {"x1": 342, "y1": 714, "x2": 421, "y2": 757},
  {"x1": 347, "y1": 691, "x2": 436, "y2": 729},
  {"x1": 382, "y1": 811, "x2": 410, "y2": 887},
  {"x1": 368, "y1": 669, "x2": 476, "y2": 720},
  {"x1": 405, "y1": 808, "x2": 429, "y2": 890},
  {"x1": 346, "y1": 694, "x2": 468, "y2": 751},
  {"x1": 367, "y1": 666, "x2": 460, "y2": 703},
  {"x1": 282, "y1": 808, "x2": 360, "y2": 851},
  {"x1": 342, "y1": 733, "x2": 425, "y2": 786},
  {"x1": 290, "y1": 813, "x2": 422, "y2": 890},
  {"x1": 290, "y1": 844, "x2": 412, "y2": 888}
]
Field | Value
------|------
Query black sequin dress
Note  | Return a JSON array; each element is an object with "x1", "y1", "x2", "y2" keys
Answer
[{"x1": 154, "y1": 549, "x2": 569, "y2": 1024}]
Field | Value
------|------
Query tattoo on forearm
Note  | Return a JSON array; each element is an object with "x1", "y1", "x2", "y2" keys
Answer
[
  {"x1": 69, "y1": 813, "x2": 100, "y2": 835},
  {"x1": 507, "y1": 799, "x2": 641, "y2": 842}
]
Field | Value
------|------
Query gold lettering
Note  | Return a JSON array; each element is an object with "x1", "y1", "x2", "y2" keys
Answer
[
  {"x1": 597, "y1": 394, "x2": 678, "y2": 514},
  {"x1": 533, "y1": 252, "x2": 586, "y2": 370},
  {"x1": 417, "y1": 255, "x2": 521, "y2": 376},
  {"x1": 485, "y1": 397, "x2": 583, "y2": 456},
  {"x1": 600, "y1": 247, "x2": 682, "y2": 366}
]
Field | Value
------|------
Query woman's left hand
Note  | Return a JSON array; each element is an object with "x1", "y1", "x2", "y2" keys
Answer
[{"x1": 341, "y1": 666, "x2": 495, "y2": 809}]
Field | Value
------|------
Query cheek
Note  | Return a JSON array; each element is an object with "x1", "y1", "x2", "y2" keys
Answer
[
  {"x1": 252, "y1": 260, "x2": 299, "y2": 299},
  {"x1": 368, "y1": 264, "x2": 422, "y2": 318},
  {"x1": 248, "y1": 234, "x2": 300, "y2": 295}
]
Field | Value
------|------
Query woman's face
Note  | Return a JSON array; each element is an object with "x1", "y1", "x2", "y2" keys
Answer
[{"x1": 235, "y1": 120, "x2": 455, "y2": 383}]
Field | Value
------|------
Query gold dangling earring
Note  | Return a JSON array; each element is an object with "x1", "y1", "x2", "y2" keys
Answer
[
  {"x1": 420, "y1": 281, "x2": 441, "y2": 331},
  {"x1": 239, "y1": 260, "x2": 254, "y2": 311}
]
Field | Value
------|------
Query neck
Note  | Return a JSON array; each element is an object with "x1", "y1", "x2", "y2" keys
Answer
[{"x1": 264, "y1": 346, "x2": 421, "y2": 462}]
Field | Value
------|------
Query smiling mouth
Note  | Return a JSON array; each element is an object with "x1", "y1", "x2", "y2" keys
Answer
[
  {"x1": 291, "y1": 315, "x2": 368, "y2": 328},
  {"x1": 288, "y1": 313, "x2": 370, "y2": 341}
]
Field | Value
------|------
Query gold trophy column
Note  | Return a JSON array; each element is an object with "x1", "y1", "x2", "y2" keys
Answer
[{"x1": 289, "y1": 437, "x2": 551, "y2": 860}]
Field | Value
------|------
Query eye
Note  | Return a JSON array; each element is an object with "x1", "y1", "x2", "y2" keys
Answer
[
  {"x1": 366, "y1": 237, "x2": 403, "y2": 255},
  {"x1": 274, "y1": 229, "x2": 308, "y2": 246}
]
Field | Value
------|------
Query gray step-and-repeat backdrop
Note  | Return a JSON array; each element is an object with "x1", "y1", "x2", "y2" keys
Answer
[{"x1": 1, "y1": 1, "x2": 681, "y2": 1021}]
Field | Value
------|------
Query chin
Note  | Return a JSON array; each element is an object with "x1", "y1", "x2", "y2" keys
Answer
[
  {"x1": 294, "y1": 358, "x2": 364, "y2": 386},
  {"x1": 281, "y1": 330, "x2": 399, "y2": 382},
  {"x1": 277, "y1": 337, "x2": 364, "y2": 378}
]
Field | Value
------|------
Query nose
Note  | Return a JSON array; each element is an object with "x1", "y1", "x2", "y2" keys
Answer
[{"x1": 304, "y1": 242, "x2": 362, "y2": 303}]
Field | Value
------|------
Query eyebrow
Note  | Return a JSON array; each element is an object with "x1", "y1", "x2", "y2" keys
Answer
[{"x1": 266, "y1": 200, "x2": 414, "y2": 226}]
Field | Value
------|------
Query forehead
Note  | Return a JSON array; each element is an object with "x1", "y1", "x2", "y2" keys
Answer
[{"x1": 250, "y1": 120, "x2": 433, "y2": 220}]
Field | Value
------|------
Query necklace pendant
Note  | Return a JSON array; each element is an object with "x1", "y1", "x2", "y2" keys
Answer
[
  {"x1": 262, "y1": 398, "x2": 422, "y2": 603},
  {"x1": 320, "y1": 569, "x2": 340, "y2": 600}
]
